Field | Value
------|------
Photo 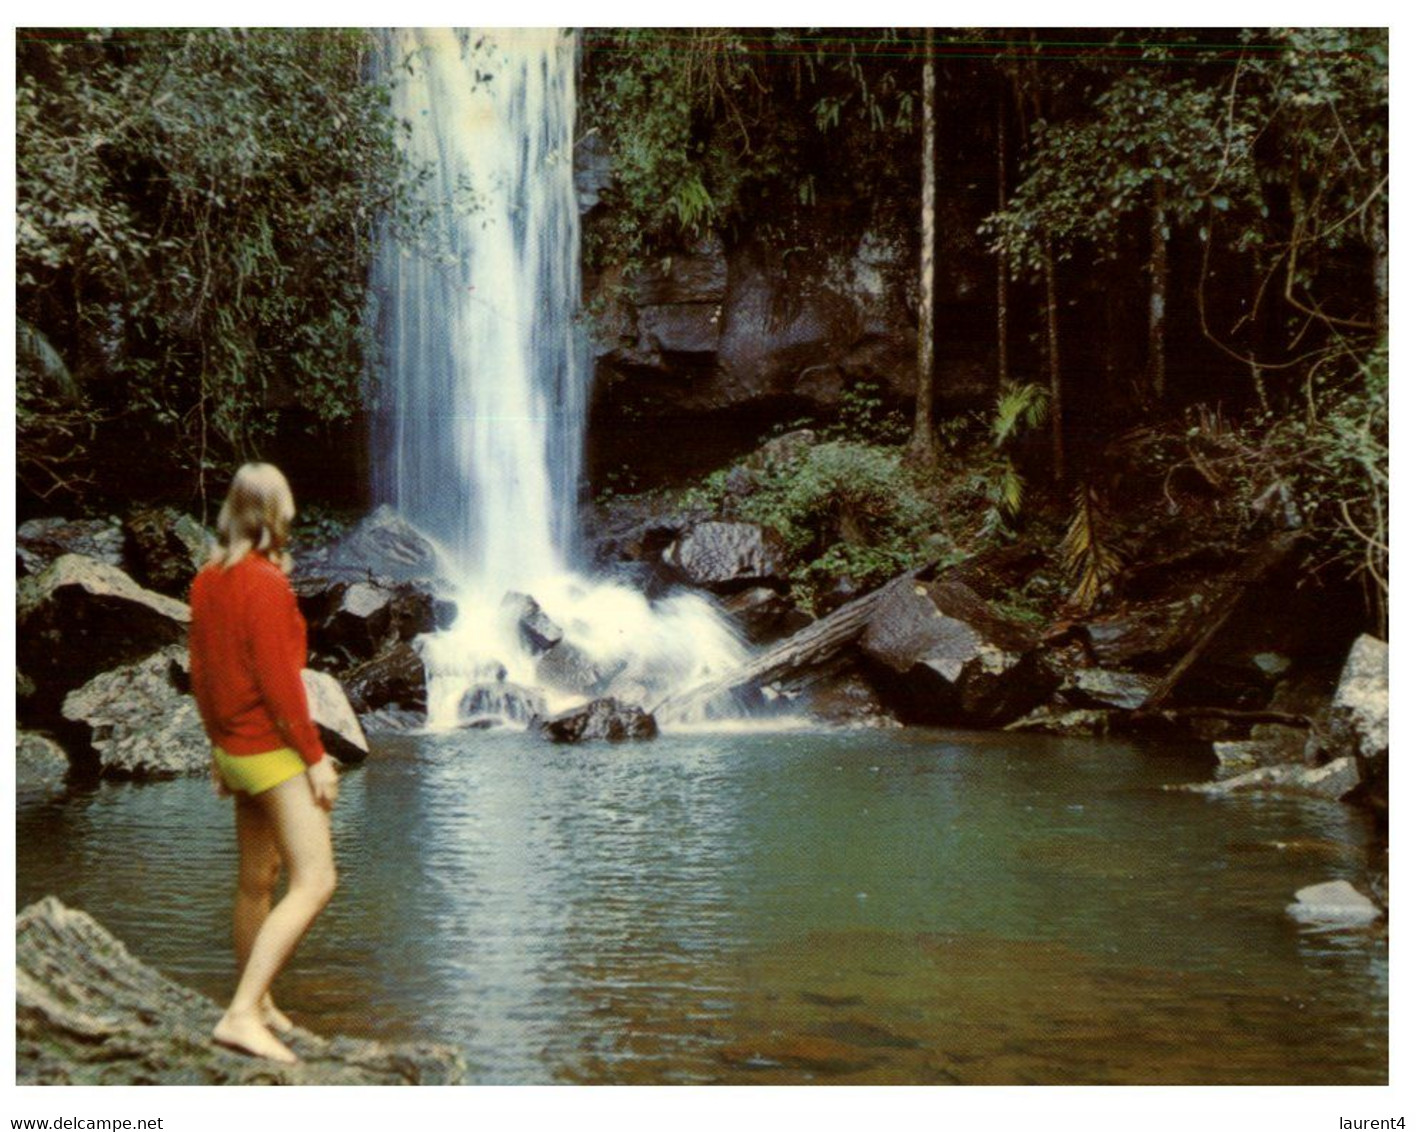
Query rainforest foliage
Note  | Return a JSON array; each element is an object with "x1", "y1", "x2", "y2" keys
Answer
[
  {"x1": 16, "y1": 28, "x2": 406, "y2": 503},
  {"x1": 17, "y1": 27, "x2": 1387, "y2": 619}
]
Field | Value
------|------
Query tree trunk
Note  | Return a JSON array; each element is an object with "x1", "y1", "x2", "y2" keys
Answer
[
  {"x1": 1147, "y1": 181, "x2": 1168, "y2": 404},
  {"x1": 907, "y1": 28, "x2": 938, "y2": 467},
  {"x1": 1372, "y1": 193, "x2": 1388, "y2": 337},
  {"x1": 995, "y1": 93, "x2": 1008, "y2": 389},
  {"x1": 1042, "y1": 235, "x2": 1064, "y2": 482}
]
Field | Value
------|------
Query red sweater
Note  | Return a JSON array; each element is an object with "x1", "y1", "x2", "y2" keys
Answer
[{"x1": 188, "y1": 554, "x2": 325, "y2": 766}]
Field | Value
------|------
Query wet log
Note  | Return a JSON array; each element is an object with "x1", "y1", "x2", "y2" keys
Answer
[
  {"x1": 16, "y1": 896, "x2": 465, "y2": 1085},
  {"x1": 652, "y1": 567, "x2": 925, "y2": 720},
  {"x1": 1140, "y1": 532, "x2": 1301, "y2": 710}
]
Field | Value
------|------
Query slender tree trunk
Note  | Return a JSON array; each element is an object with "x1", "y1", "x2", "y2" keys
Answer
[
  {"x1": 995, "y1": 93, "x2": 1008, "y2": 389},
  {"x1": 1372, "y1": 194, "x2": 1388, "y2": 337},
  {"x1": 1042, "y1": 234, "x2": 1064, "y2": 482},
  {"x1": 1147, "y1": 181, "x2": 1168, "y2": 404},
  {"x1": 908, "y1": 27, "x2": 938, "y2": 467}
]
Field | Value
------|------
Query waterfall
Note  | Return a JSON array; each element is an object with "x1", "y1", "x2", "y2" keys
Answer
[
  {"x1": 372, "y1": 28, "x2": 581, "y2": 589},
  {"x1": 370, "y1": 29, "x2": 747, "y2": 728}
]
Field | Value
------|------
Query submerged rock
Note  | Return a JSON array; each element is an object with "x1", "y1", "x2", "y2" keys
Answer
[
  {"x1": 532, "y1": 697, "x2": 658, "y2": 743},
  {"x1": 1286, "y1": 880, "x2": 1382, "y2": 927},
  {"x1": 61, "y1": 646, "x2": 207, "y2": 779},
  {"x1": 16, "y1": 896, "x2": 465, "y2": 1085},
  {"x1": 1173, "y1": 756, "x2": 1360, "y2": 802}
]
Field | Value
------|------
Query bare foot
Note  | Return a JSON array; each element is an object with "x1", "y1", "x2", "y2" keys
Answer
[
  {"x1": 213, "y1": 1009, "x2": 298, "y2": 1064},
  {"x1": 261, "y1": 995, "x2": 295, "y2": 1034}
]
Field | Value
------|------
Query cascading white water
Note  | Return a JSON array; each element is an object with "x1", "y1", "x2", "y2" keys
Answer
[{"x1": 370, "y1": 29, "x2": 746, "y2": 728}]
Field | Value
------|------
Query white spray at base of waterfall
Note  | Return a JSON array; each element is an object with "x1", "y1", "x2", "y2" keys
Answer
[{"x1": 371, "y1": 29, "x2": 750, "y2": 728}]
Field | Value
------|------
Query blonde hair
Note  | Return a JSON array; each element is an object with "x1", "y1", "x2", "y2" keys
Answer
[{"x1": 211, "y1": 462, "x2": 296, "y2": 572}]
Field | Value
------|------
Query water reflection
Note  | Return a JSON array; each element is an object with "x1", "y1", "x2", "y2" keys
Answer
[{"x1": 15, "y1": 728, "x2": 1386, "y2": 1084}]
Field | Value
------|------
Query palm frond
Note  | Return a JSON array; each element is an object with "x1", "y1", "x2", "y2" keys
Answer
[
  {"x1": 1061, "y1": 483, "x2": 1123, "y2": 611},
  {"x1": 992, "y1": 381, "x2": 1049, "y2": 448}
]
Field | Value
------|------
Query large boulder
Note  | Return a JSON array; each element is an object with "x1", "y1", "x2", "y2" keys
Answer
[
  {"x1": 17, "y1": 731, "x2": 70, "y2": 796},
  {"x1": 533, "y1": 697, "x2": 658, "y2": 743},
  {"x1": 319, "y1": 505, "x2": 447, "y2": 583},
  {"x1": 16, "y1": 896, "x2": 465, "y2": 1085},
  {"x1": 1320, "y1": 634, "x2": 1388, "y2": 807},
  {"x1": 859, "y1": 576, "x2": 1056, "y2": 726},
  {"x1": 123, "y1": 506, "x2": 210, "y2": 597},
  {"x1": 296, "y1": 577, "x2": 441, "y2": 670},
  {"x1": 663, "y1": 521, "x2": 789, "y2": 595},
  {"x1": 340, "y1": 642, "x2": 427, "y2": 715},
  {"x1": 302, "y1": 669, "x2": 370, "y2": 765},
  {"x1": 17, "y1": 516, "x2": 125, "y2": 577},
  {"x1": 1059, "y1": 669, "x2": 1159, "y2": 711},
  {"x1": 536, "y1": 640, "x2": 622, "y2": 699},
  {"x1": 720, "y1": 586, "x2": 813, "y2": 645},
  {"x1": 61, "y1": 646, "x2": 208, "y2": 779},
  {"x1": 502, "y1": 591, "x2": 564, "y2": 654},
  {"x1": 17, "y1": 555, "x2": 190, "y2": 720}
]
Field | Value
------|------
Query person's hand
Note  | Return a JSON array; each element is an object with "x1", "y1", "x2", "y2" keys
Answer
[
  {"x1": 210, "y1": 758, "x2": 232, "y2": 798},
  {"x1": 307, "y1": 756, "x2": 339, "y2": 810}
]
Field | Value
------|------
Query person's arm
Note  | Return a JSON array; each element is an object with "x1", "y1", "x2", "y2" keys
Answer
[{"x1": 247, "y1": 569, "x2": 327, "y2": 767}]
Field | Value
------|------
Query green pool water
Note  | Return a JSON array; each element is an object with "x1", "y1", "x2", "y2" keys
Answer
[{"x1": 15, "y1": 725, "x2": 1387, "y2": 1084}]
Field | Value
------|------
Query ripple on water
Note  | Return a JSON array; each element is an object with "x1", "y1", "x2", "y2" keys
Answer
[{"x1": 15, "y1": 727, "x2": 1386, "y2": 1084}]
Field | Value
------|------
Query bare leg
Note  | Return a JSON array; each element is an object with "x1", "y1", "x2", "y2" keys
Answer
[
  {"x1": 231, "y1": 795, "x2": 295, "y2": 1033},
  {"x1": 214, "y1": 775, "x2": 336, "y2": 1063}
]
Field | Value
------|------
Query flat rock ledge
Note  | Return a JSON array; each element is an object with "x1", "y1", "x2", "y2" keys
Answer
[{"x1": 17, "y1": 896, "x2": 465, "y2": 1085}]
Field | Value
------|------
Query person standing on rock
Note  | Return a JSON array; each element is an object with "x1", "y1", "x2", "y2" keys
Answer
[{"x1": 188, "y1": 462, "x2": 339, "y2": 1064}]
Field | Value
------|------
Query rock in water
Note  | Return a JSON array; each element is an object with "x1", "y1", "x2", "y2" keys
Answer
[
  {"x1": 859, "y1": 577, "x2": 1055, "y2": 726},
  {"x1": 16, "y1": 896, "x2": 465, "y2": 1085},
  {"x1": 532, "y1": 698, "x2": 658, "y2": 743},
  {"x1": 1321, "y1": 634, "x2": 1388, "y2": 808},
  {"x1": 1286, "y1": 880, "x2": 1382, "y2": 927},
  {"x1": 16, "y1": 731, "x2": 69, "y2": 796},
  {"x1": 302, "y1": 669, "x2": 370, "y2": 764},
  {"x1": 61, "y1": 646, "x2": 208, "y2": 779},
  {"x1": 341, "y1": 641, "x2": 427, "y2": 714},
  {"x1": 502, "y1": 591, "x2": 564, "y2": 654}
]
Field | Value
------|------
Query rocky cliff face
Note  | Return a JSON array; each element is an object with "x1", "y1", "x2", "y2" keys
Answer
[{"x1": 584, "y1": 215, "x2": 995, "y2": 492}]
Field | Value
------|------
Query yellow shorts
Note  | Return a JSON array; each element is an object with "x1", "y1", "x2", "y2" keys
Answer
[{"x1": 213, "y1": 746, "x2": 307, "y2": 796}]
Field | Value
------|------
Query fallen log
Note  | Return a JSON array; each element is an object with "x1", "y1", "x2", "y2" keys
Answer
[
  {"x1": 652, "y1": 566, "x2": 928, "y2": 721},
  {"x1": 16, "y1": 896, "x2": 465, "y2": 1085},
  {"x1": 1140, "y1": 531, "x2": 1302, "y2": 710}
]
